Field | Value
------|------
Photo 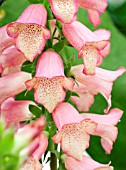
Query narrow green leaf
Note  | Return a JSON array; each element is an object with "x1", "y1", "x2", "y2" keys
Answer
[
  {"x1": 29, "y1": 104, "x2": 42, "y2": 118},
  {"x1": 71, "y1": 91, "x2": 79, "y2": 97},
  {"x1": 64, "y1": 90, "x2": 72, "y2": 102}
]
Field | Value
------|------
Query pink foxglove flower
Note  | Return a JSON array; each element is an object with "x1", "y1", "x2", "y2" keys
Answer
[
  {"x1": 52, "y1": 102, "x2": 97, "y2": 160},
  {"x1": 78, "y1": 0, "x2": 108, "y2": 27},
  {"x1": 48, "y1": 0, "x2": 107, "y2": 26},
  {"x1": 63, "y1": 21, "x2": 110, "y2": 75},
  {"x1": 0, "y1": 71, "x2": 31, "y2": 104},
  {"x1": 63, "y1": 154, "x2": 113, "y2": 170},
  {"x1": 81, "y1": 108, "x2": 123, "y2": 154},
  {"x1": 70, "y1": 65, "x2": 125, "y2": 113},
  {"x1": 52, "y1": 103, "x2": 123, "y2": 159},
  {"x1": 0, "y1": 47, "x2": 26, "y2": 76},
  {"x1": 6, "y1": 4, "x2": 50, "y2": 62},
  {"x1": 1, "y1": 97, "x2": 35, "y2": 123},
  {"x1": 26, "y1": 50, "x2": 74, "y2": 113}
]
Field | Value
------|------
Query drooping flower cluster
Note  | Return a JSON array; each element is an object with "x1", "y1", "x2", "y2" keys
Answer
[{"x1": 0, "y1": 1, "x2": 125, "y2": 170}]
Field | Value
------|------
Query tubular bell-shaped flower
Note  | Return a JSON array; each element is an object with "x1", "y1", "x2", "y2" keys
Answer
[
  {"x1": 6, "y1": 4, "x2": 50, "y2": 62},
  {"x1": 52, "y1": 102, "x2": 123, "y2": 159},
  {"x1": 0, "y1": 47, "x2": 26, "y2": 76},
  {"x1": 63, "y1": 21, "x2": 110, "y2": 75},
  {"x1": 70, "y1": 65, "x2": 125, "y2": 113},
  {"x1": 81, "y1": 108, "x2": 123, "y2": 154},
  {"x1": 0, "y1": 71, "x2": 31, "y2": 104},
  {"x1": 48, "y1": 0, "x2": 107, "y2": 26},
  {"x1": 52, "y1": 102, "x2": 97, "y2": 161},
  {"x1": 63, "y1": 154, "x2": 113, "y2": 170},
  {"x1": 1, "y1": 97, "x2": 35, "y2": 123},
  {"x1": 26, "y1": 50, "x2": 74, "y2": 113}
]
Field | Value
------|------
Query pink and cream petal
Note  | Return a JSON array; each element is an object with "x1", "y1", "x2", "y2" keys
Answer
[
  {"x1": 49, "y1": 0, "x2": 78, "y2": 23},
  {"x1": 0, "y1": 72, "x2": 31, "y2": 104},
  {"x1": 79, "y1": 41, "x2": 109, "y2": 75},
  {"x1": 7, "y1": 23, "x2": 50, "y2": 62},
  {"x1": 52, "y1": 119, "x2": 97, "y2": 161},
  {"x1": 29, "y1": 77, "x2": 66, "y2": 113},
  {"x1": 79, "y1": 45, "x2": 99, "y2": 75}
]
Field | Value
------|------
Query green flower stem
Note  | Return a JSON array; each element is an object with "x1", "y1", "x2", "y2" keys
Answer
[{"x1": 50, "y1": 152, "x2": 57, "y2": 170}]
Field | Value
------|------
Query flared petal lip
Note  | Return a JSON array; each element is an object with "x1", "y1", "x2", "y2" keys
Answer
[
  {"x1": 7, "y1": 23, "x2": 50, "y2": 62},
  {"x1": 33, "y1": 77, "x2": 66, "y2": 113},
  {"x1": 49, "y1": 0, "x2": 78, "y2": 24}
]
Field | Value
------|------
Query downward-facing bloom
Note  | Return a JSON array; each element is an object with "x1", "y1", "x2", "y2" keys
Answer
[
  {"x1": 48, "y1": 0, "x2": 107, "y2": 26},
  {"x1": 63, "y1": 21, "x2": 110, "y2": 75},
  {"x1": 70, "y1": 65, "x2": 125, "y2": 113},
  {"x1": 0, "y1": 47, "x2": 26, "y2": 76},
  {"x1": 0, "y1": 71, "x2": 31, "y2": 104},
  {"x1": 52, "y1": 103, "x2": 123, "y2": 159},
  {"x1": 63, "y1": 155, "x2": 113, "y2": 170},
  {"x1": 1, "y1": 97, "x2": 35, "y2": 123},
  {"x1": 26, "y1": 50, "x2": 74, "y2": 113},
  {"x1": 6, "y1": 4, "x2": 50, "y2": 62},
  {"x1": 52, "y1": 102, "x2": 97, "y2": 161}
]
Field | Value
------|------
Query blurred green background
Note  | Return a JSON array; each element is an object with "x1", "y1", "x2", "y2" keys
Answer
[{"x1": 0, "y1": 0, "x2": 126, "y2": 169}]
